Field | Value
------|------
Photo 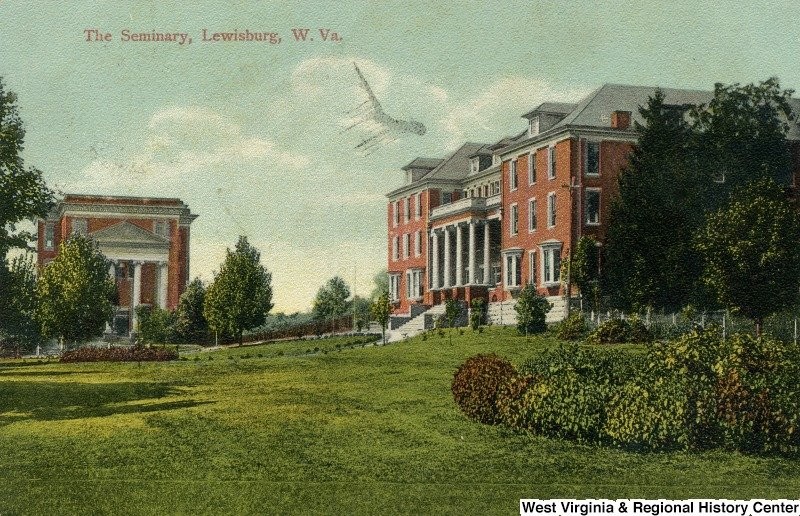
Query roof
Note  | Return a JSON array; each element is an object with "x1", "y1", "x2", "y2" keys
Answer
[
  {"x1": 423, "y1": 142, "x2": 492, "y2": 181},
  {"x1": 522, "y1": 102, "x2": 577, "y2": 119},
  {"x1": 401, "y1": 157, "x2": 444, "y2": 171},
  {"x1": 90, "y1": 221, "x2": 171, "y2": 249}
]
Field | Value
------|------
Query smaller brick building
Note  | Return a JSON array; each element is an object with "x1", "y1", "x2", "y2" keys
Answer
[{"x1": 37, "y1": 194, "x2": 198, "y2": 335}]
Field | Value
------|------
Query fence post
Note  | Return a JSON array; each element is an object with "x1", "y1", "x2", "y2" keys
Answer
[{"x1": 722, "y1": 311, "x2": 726, "y2": 341}]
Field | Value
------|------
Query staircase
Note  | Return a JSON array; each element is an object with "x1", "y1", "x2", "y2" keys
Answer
[
  {"x1": 487, "y1": 296, "x2": 569, "y2": 327},
  {"x1": 386, "y1": 303, "x2": 448, "y2": 342}
]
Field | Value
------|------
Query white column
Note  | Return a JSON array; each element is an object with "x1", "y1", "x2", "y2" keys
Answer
[
  {"x1": 131, "y1": 261, "x2": 142, "y2": 332},
  {"x1": 443, "y1": 226, "x2": 451, "y2": 288},
  {"x1": 431, "y1": 230, "x2": 440, "y2": 289},
  {"x1": 106, "y1": 262, "x2": 116, "y2": 333},
  {"x1": 468, "y1": 220, "x2": 476, "y2": 285},
  {"x1": 483, "y1": 221, "x2": 491, "y2": 285},
  {"x1": 455, "y1": 223, "x2": 463, "y2": 287},
  {"x1": 158, "y1": 262, "x2": 169, "y2": 309}
]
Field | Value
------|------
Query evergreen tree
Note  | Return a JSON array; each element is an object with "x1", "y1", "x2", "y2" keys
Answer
[
  {"x1": 204, "y1": 236, "x2": 274, "y2": 346},
  {"x1": 174, "y1": 277, "x2": 209, "y2": 343},
  {"x1": 313, "y1": 276, "x2": 351, "y2": 333}
]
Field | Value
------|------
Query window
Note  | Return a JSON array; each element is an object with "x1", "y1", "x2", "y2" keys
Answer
[
  {"x1": 528, "y1": 151, "x2": 537, "y2": 184},
  {"x1": 548, "y1": 146, "x2": 557, "y2": 179},
  {"x1": 586, "y1": 141, "x2": 600, "y2": 176},
  {"x1": 71, "y1": 218, "x2": 88, "y2": 235},
  {"x1": 504, "y1": 253, "x2": 522, "y2": 288},
  {"x1": 528, "y1": 250, "x2": 537, "y2": 285},
  {"x1": 406, "y1": 269, "x2": 423, "y2": 299},
  {"x1": 509, "y1": 160, "x2": 518, "y2": 190},
  {"x1": 510, "y1": 203, "x2": 518, "y2": 236},
  {"x1": 470, "y1": 157, "x2": 479, "y2": 173},
  {"x1": 483, "y1": 185, "x2": 489, "y2": 197},
  {"x1": 44, "y1": 223, "x2": 55, "y2": 250},
  {"x1": 415, "y1": 193, "x2": 422, "y2": 219},
  {"x1": 542, "y1": 246, "x2": 562, "y2": 285},
  {"x1": 528, "y1": 198, "x2": 537, "y2": 232},
  {"x1": 585, "y1": 189, "x2": 601, "y2": 225},
  {"x1": 404, "y1": 197, "x2": 410, "y2": 223},
  {"x1": 154, "y1": 220, "x2": 170, "y2": 240},
  {"x1": 529, "y1": 116, "x2": 539, "y2": 136},
  {"x1": 393, "y1": 201, "x2": 399, "y2": 227},
  {"x1": 392, "y1": 236, "x2": 399, "y2": 261},
  {"x1": 442, "y1": 192, "x2": 453, "y2": 204},
  {"x1": 547, "y1": 193, "x2": 557, "y2": 227},
  {"x1": 414, "y1": 230, "x2": 421, "y2": 257},
  {"x1": 389, "y1": 274, "x2": 400, "y2": 301},
  {"x1": 403, "y1": 233, "x2": 410, "y2": 258}
]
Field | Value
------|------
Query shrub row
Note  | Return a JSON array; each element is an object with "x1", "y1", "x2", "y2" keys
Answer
[
  {"x1": 60, "y1": 346, "x2": 178, "y2": 363},
  {"x1": 586, "y1": 317, "x2": 653, "y2": 344},
  {"x1": 452, "y1": 329, "x2": 800, "y2": 455}
]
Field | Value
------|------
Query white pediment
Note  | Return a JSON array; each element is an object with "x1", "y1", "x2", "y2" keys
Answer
[{"x1": 90, "y1": 221, "x2": 170, "y2": 249}]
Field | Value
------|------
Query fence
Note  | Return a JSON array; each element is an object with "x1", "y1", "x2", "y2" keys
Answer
[{"x1": 574, "y1": 301, "x2": 800, "y2": 343}]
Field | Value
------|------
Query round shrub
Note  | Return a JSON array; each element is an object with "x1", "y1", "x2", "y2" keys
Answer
[
  {"x1": 586, "y1": 318, "x2": 653, "y2": 344},
  {"x1": 452, "y1": 354, "x2": 517, "y2": 425},
  {"x1": 555, "y1": 312, "x2": 588, "y2": 340}
]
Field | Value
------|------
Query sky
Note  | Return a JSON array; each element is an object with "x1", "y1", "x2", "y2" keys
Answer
[{"x1": 2, "y1": 1, "x2": 799, "y2": 312}]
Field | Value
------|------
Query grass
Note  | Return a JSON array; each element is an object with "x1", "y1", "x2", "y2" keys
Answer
[{"x1": 0, "y1": 326, "x2": 798, "y2": 515}]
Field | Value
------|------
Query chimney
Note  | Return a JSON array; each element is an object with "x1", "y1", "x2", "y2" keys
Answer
[{"x1": 611, "y1": 110, "x2": 631, "y2": 130}]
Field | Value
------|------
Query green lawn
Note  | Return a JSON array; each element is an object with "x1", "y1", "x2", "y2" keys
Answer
[{"x1": 0, "y1": 327, "x2": 798, "y2": 515}]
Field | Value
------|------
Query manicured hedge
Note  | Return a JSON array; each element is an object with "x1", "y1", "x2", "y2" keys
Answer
[
  {"x1": 451, "y1": 354, "x2": 517, "y2": 425},
  {"x1": 60, "y1": 346, "x2": 178, "y2": 363}
]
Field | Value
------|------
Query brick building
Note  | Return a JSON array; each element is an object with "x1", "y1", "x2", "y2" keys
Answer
[
  {"x1": 37, "y1": 194, "x2": 198, "y2": 335},
  {"x1": 386, "y1": 83, "x2": 800, "y2": 331}
]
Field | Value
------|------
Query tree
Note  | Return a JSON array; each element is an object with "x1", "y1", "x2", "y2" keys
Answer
[
  {"x1": 571, "y1": 236, "x2": 601, "y2": 312},
  {"x1": 36, "y1": 234, "x2": 115, "y2": 347},
  {"x1": 370, "y1": 291, "x2": 391, "y2": 345},
  {"x1": 0, "y1": 78, "x2": 55, "y2": 258},
  {"x1": 603, "y1": 89, "x2": 702, "y2": 312},
  {"x1": 174, "y1": 277, "x2": 209, "y2": 343},
  {"x1": 514, "y1": 285, "x2": 551, "y2": 337},
  {"x1": 204, "y1": 236, "x2": 274, "y2": 346},
  {"x1": 350, "y1": 295, "x2": 371, "y2": 332},
  {"x1": 695, "y1": 178, "x2": 800, "y2": 336},
  {"x1": 469, "y1": 298, "x2": 484, "y2": 331},
  {"x1": 369, "y1": 269, "x2": 389, "y2": 301},
  {"x1": 313, "y1": 276, "x2": 351, "y2": 333},
  {"x1": 136, "y1": 305, "x2": 177, "y2": 346},
  {"x1": 0, "y1": 254, "x2": 41, "y2": 355}
]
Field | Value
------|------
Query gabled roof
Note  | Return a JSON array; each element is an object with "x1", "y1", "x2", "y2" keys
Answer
[
  {"x1": 90, "y1": 221, "x2": 170, "y2": 249},
  {"x1": 423, "y1": 142, "x2": 492, "y2": 181},
  {"x1": 522, "y1": 102, "x2": 577, "y2": 119},
  {"x1": 401, "y1": 157, "x2": 444, "y2": 171}
]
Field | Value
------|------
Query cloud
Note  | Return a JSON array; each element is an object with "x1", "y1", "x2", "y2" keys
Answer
[{"x1": 439, "y1": 76, "x2": 593, "y2": 146}]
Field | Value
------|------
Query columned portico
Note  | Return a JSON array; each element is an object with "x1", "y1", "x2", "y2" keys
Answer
[
  {"x1": 468, "y1": 221, "x2": 476, "y2": 285},
  {"x1": 455, "y1": 223, "x2": 463, "y2": 287},
  {"x1": 483, "y1": 221, "x2": 491, "y2": 286},
  {"x1": 443, "y1": 226, "x2": 452, "y2": 288},
  {"x1": 131, "y1": 261, "x2": 142, "y2": 331},
  {"x1": 158, "y1": 262, "x2": 169, "y2": 309},
  {"x1": 431, "y1": 230, "x2": 439, "y2": 290}
]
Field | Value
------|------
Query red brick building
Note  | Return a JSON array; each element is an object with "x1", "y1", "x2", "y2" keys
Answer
[
  {"x1": 386, "y1": 83, "x2": 800, "y2": 330},
  {"x1": 37, "y1": 194, "x2": 198, "y2": 335}
]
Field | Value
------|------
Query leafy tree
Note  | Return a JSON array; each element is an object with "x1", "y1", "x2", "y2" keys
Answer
[
  {"x1": 369, "y1": 269, "x2": 389, "y2": 301},
  {"x1": 36, "y1": 234, "x2": 115, "y2": 347},
  {"x1": 350, "y1": 295, "x2": 371, "y2": 332},
  {"x1": 204, "y1": 236, "x2": 274, "y2": 346},
  {"x1": 571, "y1": 236, "x2": 601, "y2": 312},
  {"x1": 469, "y1": 298, "x2": 485, "y2": 331},
  {"x1": 603, "y1": 90, "x2": 701, "y2": 312},
  {"x1": 0, "y1": 78, "x2": 55, "y2": 258},
  {"x1": 0, "y1": 254, "x2": 41, "y2": 355},
  {"x1": 695, "y1": 178, "x2": 800, "y2": 336},
  {"x1": 174, "y1": 277, "x2": 209, "y2": 343},
  {"x1": 443, "y1": 298, "x2": 463, "y2": 344},
  {"x1": 313, "y1": 276, "x2": 351, "y2": 333},
  {"x1": 370, "y1": 291, "x2": 391, "y2": 344},
  {"x1": 136, "y1": 305, "x2": 177, "y2": 346},
  {"x1": 514, "y1": 285, "x2": 551, "y2": 337}
]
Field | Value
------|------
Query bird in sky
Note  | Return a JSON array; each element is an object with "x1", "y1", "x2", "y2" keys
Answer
[{"x1": 344, "y1": 63, "x2": 426, "y2": 155}]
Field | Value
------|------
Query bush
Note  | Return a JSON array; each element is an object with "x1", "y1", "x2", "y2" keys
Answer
[
  {"x1": 470, "y1": 298, "x2": 485, "y2": 331},
  {"x1": 60, "y1": 346, "x2": 178, "y2": 362},
  {"x1": 554, "y1": 313, "x2": 588, "y2": 340},
  {"x1": 586, "y1": 317, "x2": 653, "y2": 345},
  {"x1": 515, "y1": 285, "x2": 551, "y2": 335},
  {"x1": 452, "y1": 354, "x2": 518, "y2": 425}
]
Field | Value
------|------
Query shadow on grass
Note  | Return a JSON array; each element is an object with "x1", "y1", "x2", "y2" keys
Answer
[{"x1": 0, "y1": 381, "x2": 211, "y2": 425}]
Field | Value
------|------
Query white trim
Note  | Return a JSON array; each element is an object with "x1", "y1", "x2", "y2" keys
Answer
[
  {"x1": 585, "y1": 139, "x2": 601, "y2": 177},
  {"x1": 528, "y1": 250, "x2": 537, "y2": 286},
  {"x1": 547, "y1": 145, "x2": 557, "y2": 180},
  {"x1": 585, "y1": 187, "x2": 601, "y2": 226},
  {"x1": 509, "y1": 203, "x2": 518, "y2": 236},
  {"x1": 547, "y1": 192, "x2": 557, "y2": 228},
  {"x1": 509, "y1": 159, "x2": 518, "y2": 191},
  {"x1": 528, "y1": 150, "x2": 537, "y2": 185},
  {"x1": 528, "y1": 197, "x2": 537, "y2": 233},
  {"x1": 539, "y1": 242, "x2": 563, "y2": 287}
]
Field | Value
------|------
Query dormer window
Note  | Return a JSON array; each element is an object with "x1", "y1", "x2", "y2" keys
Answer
[
  {"x1": 470, "y1": 158, "x2": 480, "y2": 174},
  {"x1": 529, "y1": 116, "x2": 540, "y2": 137}
]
